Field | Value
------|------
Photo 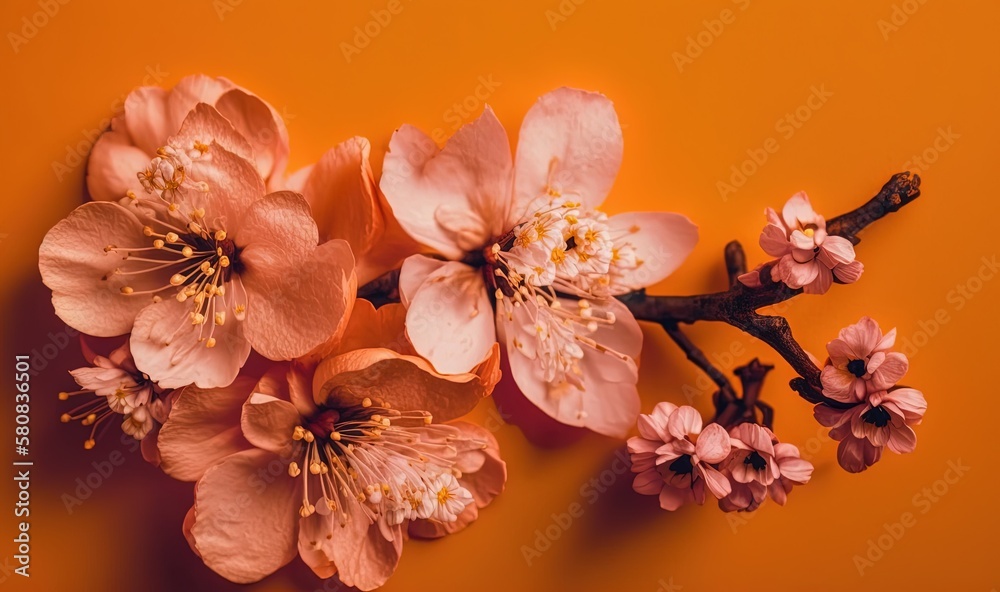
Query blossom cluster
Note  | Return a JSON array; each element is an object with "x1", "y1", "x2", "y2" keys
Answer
[{"x1": 39, "y1": 75, "x2": 927, "y2": 585}]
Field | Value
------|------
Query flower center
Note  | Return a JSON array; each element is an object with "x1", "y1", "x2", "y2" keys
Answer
[
  {"x1": 847, "y1": 359, "x2": 867, "y2": 378},
  {"x1": 669, "y1": 454, "x2": 694, "y2": 475},
  {"x1": 861, "y1": 405, "x2": 892, "y2": 428},
  {"x1": 744, "y1": 451, "x2": 767, "y2": 471},
  {"x1": 284, "y1": 397, "x2": 475, "y2": 534}
]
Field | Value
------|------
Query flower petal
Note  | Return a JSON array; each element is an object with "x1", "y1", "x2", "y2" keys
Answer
[
  {"x1": 403, "y1": 261, "x2": 495, "y2": 375},
  {"x1": 381, "y1": 109, "x2": 512, "y2": 260},
  {"x1": 512, "y1": 87, "x2": 622, "y2": 216},
  {"x1": 313, "y1": 348, "x2": 495, "y2": 423},
  {"x1": 157, "y1": 376, "x2": 256, "y2": 481},
  {"x1": 803, "y1": 264, "x2": 833, "y2": 295},
  {"x1": 86, "y1": 124, "x2": 154, "y2": 202},
  {"x1": 760, "y1": 223, "x2": 791, "y2": 257},
  {"x1": 171, "y1": 103, "x2": 255, "y2": 167},
  {"x1": 700, "y1": 465, "x2": 733, "y2": 499},
  {"x1": 188, "y1": 449, "x2": 299, "y2": 584},
  {"x1": 833, "y1": 260, "x2": 864, "y2": 283},
  {"x1": 130, "y1": 295, "x2": 251, "y2": 389},
  {"x1": 695, "y1": 423, "x2": 732, "y2": 463},
  {"x1": 241, "y1": 392, "x2": 300, "y2": 458},
  {"x1": 821, "y1": 366, "x2": 861, "y2": 402},
  {"x1": 667, "y1": 406, "x2": 703, "y2": 440},
  {"x1": 781, "y1": 192, "x2": 821, "y2": 230},
  {"x1": 871, "y1": 352, "x2": 909, "y2": 390},
  {"x1": 328, "y1": 500, "x2": 403, "y2": 591},
  {"x1": 885, "y1": 387, "x2": 927, "y2": 420},
  {"x1": 886, "y1": 424, "x2": 917, "y2": 454},
  {"x1": 39, "y1": 202, "x2": 160, "y2": 336},
  {"x1": 603, "y1": 212, "x2": 698, "y2": 292},
  {"x1": 214, "y1": 88, "x2": 290, "y2": 183},
  {"x1": 817, "y1": 235, "x2": 856, "y2": 267}
]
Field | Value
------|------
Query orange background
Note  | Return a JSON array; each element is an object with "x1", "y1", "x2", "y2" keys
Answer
[{"x1": 1, "y1": 0, "x2": 998, "y2": 590}]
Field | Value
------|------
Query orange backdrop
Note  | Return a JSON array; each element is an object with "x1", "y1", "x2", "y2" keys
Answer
[{"x1": 1, "y1": 0, "x2": 997, "y2": 590}]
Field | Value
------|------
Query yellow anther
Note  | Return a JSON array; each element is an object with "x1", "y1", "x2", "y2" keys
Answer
[
  {"x1": 205, "y1": 338, "x2": 217, "y2": 348},
  {"x1": 143, "y1": 226, "x2": 154, "y2": 236},
  {"x1": 288, "y1": 462, "x2": 301, "y2": 477},
  {"x1": 126, "y1": 190, "x2": 138, "y2": 201},
  {"x1": 215, "y1": 230, "x2": 227, "y2": 241},
  {"x1": 189, "y1": 222, "x2": 203, "y2": 235},
  {"x1": 292, "y1": 426, "x2": 305, "y2": 441},
  {"x1": 104, "y1": 245, "x2": 116, "y2": 253},
  {"x1": 153, "y1": 239, "x2": 165, "y2": 249},
  {"x1": 330, "y1": 431, "x2": 341, "y2": 441},
  {"x1": 191, "y1": 313, "x2": 206, "y2": 325},
  {"x1": 218, "y1": 256, "x2": 230, "y2": 268},
  {"x1": 362, "y1": 397, "x2": 372, "y2": 408},
  {"x1": 303, "y1": 431, "x2": 315, "y2": 443},
  {"x1": 309, "y1": 462, "x2": 322, "y2": 475},
  {"x1": 182, "y1": 246, "x2": 194, "y2": 258},
  {"x1": 169, "y1": 273, "x2": 185, "y2": 286},
  {"x1": 60, "y1": 413, "x2": 71, "y2": 423},
  {"x1": 58, "y1": 392, "x2": 69, "y2": 401},
  {"x1": 120, "y1": 286, "x2": 134, "y2": 295},
  {"x1": 215, "y1": 312, "x2": 226, "y2": 326},
  {"x1": 165, "y1": 232, "x2": 179, "y2": 243},
  {"x1": 83, "y1": 439, "x2": 96, "y2": 450}
]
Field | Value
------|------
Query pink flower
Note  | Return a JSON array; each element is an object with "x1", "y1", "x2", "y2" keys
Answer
[
  {"x1": 157, "y1": 302, "x2": 505, "y2": 588},
  {"x1": 814, "y1": 387, "x2": 927, "y2": 473},
  {"x1": 755, "y1": 192, "x2": 863, "y2": 294},
  {"x1": 718, "y1": 424, "x2": 813, "y2": 511},
  {"x1": 381, "y1": 87, "x2": 699, "y2": 437},
  {"x1": 87, "y1": 75, "x2": 289, "y2": 202},
  {"x1": 59, "y1": 338, "x2": 173, "y2": 464},
  {"x1": 821, "y1": 316, "x2": 909, "y2": 402},
  {"x1": 628, "y1": 403, "x2": 732, "y2": 510},
  {"x1": 282, "y1": 136, "x2": 422, "y2": 286},
  {"x1": 39, "y1": 104, "x2": 356, "y2": 389}
]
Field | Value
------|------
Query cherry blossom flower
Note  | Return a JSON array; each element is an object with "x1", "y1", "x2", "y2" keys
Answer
[
  {"x1": 39, "y1": 104, "x2": 356, "y2": 389},
  {"x1": 381, "y1": 87, "x2": 698, "y2": 437},
  {"x1": 281, "y1": 136, "x2": 423, "y2": 286},
  {"x1": 628, "y1": 403, "x2": 732, "y2": 510},
  {"x1": 718, "y1": 424, "x2": 814, "y2": 511},
  {"x1": 814, "y1": 387, "x2": 927, "y2": 473},
  {"x1": 749, "y1": 192, "x2": 863, "y2": 294},
  {"x1": 87, "y1": 74, "x2": 289, "y2": 202},
  {"x1": 59, "y1": 338, "x2": 173, "y2": 464},
  {"x1": 157, "y1": 302, "x2": 505, "y2": 588},
  {"x1": 821, "y1": 316, "x2": 909, "y2": 402}
]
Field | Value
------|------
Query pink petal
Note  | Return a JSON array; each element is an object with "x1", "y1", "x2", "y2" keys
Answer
[
  {"x1": 700, "y1": 465, "x2": 733, "y2": 499},
  {"x1": 765, "y1": 207, "x2": 784, "y2": 228},
  {"x1": 871, "y1": 352, "x2": 909, "y2": 390},
  {"x1": 214, "y1": 88, "x2": 290, "y2": 183},
  {"x1": 780, "y1": 191, "x2": 821, "y2": 230},
  {"x1": 833, "y1": 260, "x2": 864, "y2": 283},
  {"x1": 695, "y1": 423, "x2": 732, "y2": 463},
  {"x1": 86, "y1": 124, "x2": 154, "y2": 202},
  {"x1": 603, "y1": 212, "x2": 698, "y2": 293},
  {"x1": 448, "y1": 421, "x2": 507, "y2": 509},
  {"x1": 313, "y1": 347, "x2": 496, "y2": 423},
  {"x1": 760, "y1": 224, "x2": 791, "y2": 257},
  {"x1": 633, "y1": 470, "x2": 664, "y2": 495},
  {"x1": 404, "y1": 261, "x2": 495, "y2": 375},
  {"x1": 875, "y1": 327, "x2": 897, "y2": 351},
  {"x1": 884, "y1": 387, "x2": 927, "y2": 421},
  {"x1": 164, "y1": 74, "x2": 234, "y2": 137},
  {"x1": 837, "y1": 437, "x2": 875, "y2": 473},
  {"x1": 241, "y1": 393, "x2": 301, "y2": 457},
  {"x1": 668, "y1": 406, "x2": 703, "y2": 440},
  {"x1": 817, "y1": 235, "x2": 856, "y2": 267},
  {"x1": 39, "y1": 202, "x2": 160, "y2": 336},
  {"x1": 238, "y1": 193, "x2": 356, "y2": 360},
  {"x1": 381, "y1": 109, "x2": 512, "y2": 260},
  {"x1": 157, "y1": 376, "x2": 256, "y2": 481},
  {"x1": 777, "y1": 257, "x2": 819, "y2": 289},
  {"x1": 821, "y1": 366, "x2": 862, "y2": 402},
  {"x1": 123, "y1": 85, "x2": 171, "y2": 155},
  {"x1": 296, "y1": 137, "x2": 380, "y2": 253},
  {"x1": 886, "y1": 424, "x2": 917, "y2": 454},
  {"x1": 737, "y1": 268, "x2": 763, "y2": 288},
  {"x1": 840, "y1": 317, "x2": 882, "y2": 359},
  {"x1": 777, "y1": 456, "x2": 814, "y2": 484},
  {"x1": 297, "y1": 513, "x2": 337, "y2": 578},
  {"x1": 497, "y1": 299, "x2": 640, "y2": 438},
  {"x1": 171, "y1": 103, "x2": 255, "y2": 167},
  {"x1": 328, "y1": 499, "x2": 403, "y2": 590},
  {"x1": 398, "y1": 254, "x2": 449, "y2": 307},
  {"x1": 813, "y1": 403, "x2": 851, "y2": 428},
  {"x1": 658, "y1": 485, "x2": 692, "y2": 511},
  {"x1": 512, "y1": 87, "x2": 622, "y2": 216},
  {"x1": 789, "y1": 229, "x2": 816, "y2": 250},
  {"x1": 130, "y1": 295, "x2": 251, "y2": 389},
  {"x1": 803, "y1": 265, "x2": 833, "y2": 294},
  {"x1": 188, "y1": 449, "x2": 299, "y2": 583}
]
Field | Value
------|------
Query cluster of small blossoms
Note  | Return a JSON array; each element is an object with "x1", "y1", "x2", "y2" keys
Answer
[
  {"x1": 628, "y1": 403, "x2": 812, "y2": 512},
  {"x1": 59, "y1": 341, "x2": 171, "y2": 449},
  {"x1": 282, "y1": 397, "x2": 475, "y2": 528},
  {"x1": 814, "y1": 317, "x2": 927, "y2": 473}
]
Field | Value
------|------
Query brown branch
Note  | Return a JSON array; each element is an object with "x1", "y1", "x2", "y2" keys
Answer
[
  {"x1": 621, "y1": 172, "x2": 921, "y2": 408},
  {"x1": 660, "y1": 321, "x2": 737, "y2": 403}
]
